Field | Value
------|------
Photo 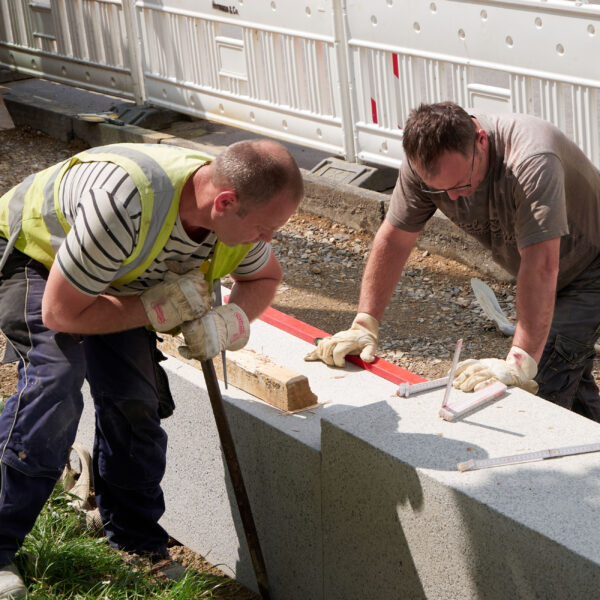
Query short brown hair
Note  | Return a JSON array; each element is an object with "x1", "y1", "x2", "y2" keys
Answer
[
  {"x1": 402, "y1": 102, "x2": 476, "y2": 175},
  {"x1": 211, "y1": 139, "x2": 303, "y2": 211}
]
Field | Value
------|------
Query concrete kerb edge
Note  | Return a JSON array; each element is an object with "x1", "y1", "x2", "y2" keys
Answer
[
  {"x1": 3, "y1": 91, "x2": 75, "y2": 143},
  {"x1": 3, "y1": 92, "x2": 512, "y2": 283}
]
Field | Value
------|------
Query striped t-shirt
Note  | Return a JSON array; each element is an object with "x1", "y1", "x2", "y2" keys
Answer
[{"x1": 56, "y1": 162, "x2": 271, "y2": 296}]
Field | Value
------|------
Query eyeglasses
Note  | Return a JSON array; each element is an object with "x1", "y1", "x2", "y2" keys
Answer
[{"x1": 406, "y1": 135, "x2": 477, "y2": 195}]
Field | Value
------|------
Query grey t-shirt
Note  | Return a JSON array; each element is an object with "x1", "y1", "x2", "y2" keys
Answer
[{"x1": 387, "y1": 113, "x2": 600, "y2": 290}]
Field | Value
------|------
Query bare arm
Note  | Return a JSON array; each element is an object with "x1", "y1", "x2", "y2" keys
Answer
[
  {"x1": 513, "y1": 237, "x2": 560, "y2": 363},
  {"x1": 357, "y1": 220, "x2": 420, "y2": 320},
  {"x1": 42, "y1": 263, "x2": 149, "y2": 334},
  {"x1": 228, "y1": 251, "x2": 283, "y2": 321}
]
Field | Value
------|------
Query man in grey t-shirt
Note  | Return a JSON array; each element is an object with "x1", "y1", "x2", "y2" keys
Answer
[{"x1": 306, "y1": 101, "x2": 600, "y2": 421}]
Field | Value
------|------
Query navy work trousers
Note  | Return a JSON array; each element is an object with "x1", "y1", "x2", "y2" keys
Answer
[
  {"x1": 0, "y1": 247, "x2": 170, "y2": 567},
  {"x1": 536, "y1": 253, "x2": 600, "y2": 421}
]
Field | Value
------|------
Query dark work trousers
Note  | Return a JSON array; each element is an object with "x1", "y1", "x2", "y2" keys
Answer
[
  {"x1": 0, "y1": 246, "x2": 171, "y2": 567},
  {"x1": 536, "y1": 253, "x2": 600, "y2": 422}
]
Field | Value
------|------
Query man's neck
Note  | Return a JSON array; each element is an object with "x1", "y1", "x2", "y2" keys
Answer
[{"x1": 179, "y1": 164, "x2": 213, "y2": 242}]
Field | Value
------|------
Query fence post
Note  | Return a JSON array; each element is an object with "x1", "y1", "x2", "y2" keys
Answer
[
  {"x1": 121, "y1": 0, "x2": 146, "y2": 105},
  {"x1": 332, "y1": 0, "x2": 357, "y2": 163}
]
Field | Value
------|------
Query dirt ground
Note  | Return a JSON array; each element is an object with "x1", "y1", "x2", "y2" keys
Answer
[{"x1": 0, "y1": 125, "x2": 598, "y2": 597}]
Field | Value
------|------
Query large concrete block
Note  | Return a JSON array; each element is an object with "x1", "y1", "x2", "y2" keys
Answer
[
  {"x1": 153, "y1": 318, "x2": 401, "y2": 598},
  {"x1": 321, "y1": 391, "x2": 600, "y2": 600},
  {"x1": 159, "y1": 356, "x2": 323, "y2": 598},
  {"x1": 75, "y1": 296, "x2": 600, "y2": 599},
  {"x1": 3, "y1": 92, "x2": 74, "y2": 141},
  {"x1": 76, "y1": 315, "x2": 397, "y2": 599}
]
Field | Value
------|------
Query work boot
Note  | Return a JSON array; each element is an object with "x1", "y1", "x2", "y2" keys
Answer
[{"x1": 0, "y1": 563, "x2": 26, "y2": 600}]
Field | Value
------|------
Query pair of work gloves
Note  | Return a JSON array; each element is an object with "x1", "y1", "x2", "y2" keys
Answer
[
  {"x1": 141, "y1": 269, "x2": 249, "y2": 361},
  {"x1": 305, "y1": 313, "x2": 539, "y2": 394}
]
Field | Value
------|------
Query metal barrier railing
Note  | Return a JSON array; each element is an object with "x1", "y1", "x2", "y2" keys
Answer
[
  {"x1": 1, "y1": 0, "x2": 599, "y2": 167},
  {"x1": 0, "y1": 0, "x2": 142, "y2": 101},
  {"x1": 135, "y1": 0, "x2": 350, "y2": 158},
  {"x1": 347, "y1": 0, "x2": 600, "y2": 167}
]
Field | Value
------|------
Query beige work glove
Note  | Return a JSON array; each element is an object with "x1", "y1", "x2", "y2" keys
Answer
[
  {"x1": 178, "y1": 303, "x2": 250, "y2": 361},
  {"x1": 141, "y1": 270, "x2": 211, "y2": 332},
  {"x1": 453, "y1": 346, "x2": 539, "y2": 394},
  {"x1": 304, "y1": 312, "x2": 379, "y2": 367}
]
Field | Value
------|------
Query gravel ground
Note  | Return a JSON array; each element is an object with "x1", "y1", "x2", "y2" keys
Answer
[{"x1": 0, "y1": 124, "x2": 599, "y2": 596}]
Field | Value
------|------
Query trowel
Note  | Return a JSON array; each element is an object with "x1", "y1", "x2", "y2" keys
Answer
[
  {"x1": 470, "y1": 278, "x2": 516, "y2": 336},
  {"x1": 471, "y1": 278, "x2": 600, "y2": 355}
]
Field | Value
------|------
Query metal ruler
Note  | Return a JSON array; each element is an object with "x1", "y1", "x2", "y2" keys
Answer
[
  {"x1": 439, "y1": 381, "x2": 507, "y2": 422},
  {"x1": 213, "y1": 280, "x2": 227, "y2": 389},
  {"x1": 458, "y1": 442, "x2": 600, "y2": 472},
  {"x1": 442, "y1": 338, "x2": 463, "y2": 409},
  {"x1": 395, "y1": 339, "x2": 461, "y2": 399},
  {"x1": 396, "y1": 377, "x2": 448, "y2": 398}
]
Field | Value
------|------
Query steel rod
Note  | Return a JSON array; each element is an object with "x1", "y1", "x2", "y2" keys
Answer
[{"x1": 200, "y1": 359, "x2": 270, "y2": 599}]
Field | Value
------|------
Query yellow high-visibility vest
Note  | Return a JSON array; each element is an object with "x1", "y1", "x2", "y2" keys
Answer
[{"x1": 0, "y1": 143, "x2": 251, "y2": 286}]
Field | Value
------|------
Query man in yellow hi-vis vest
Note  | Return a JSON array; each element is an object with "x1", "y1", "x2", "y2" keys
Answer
[{"x1": 0, "y1": 139, "x2": 303, "y2": 597}]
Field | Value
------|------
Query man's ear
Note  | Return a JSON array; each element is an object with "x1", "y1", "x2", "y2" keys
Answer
[
  {"x1": 476, "y1": 128, "x2": 488, "y2": 147},
  {"x1": 214, "y1": 190, "x2": 239, "y2": 215}
]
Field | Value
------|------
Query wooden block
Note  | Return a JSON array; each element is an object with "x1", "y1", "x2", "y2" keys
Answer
[
  {"x1": 157, "y1": 335, "x2": 318, "y2": 412},
  {"x1": 213, "y1": 348, "x2": 318, "y2": 411}
]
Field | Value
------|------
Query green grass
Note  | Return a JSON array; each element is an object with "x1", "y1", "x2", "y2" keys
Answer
[{"x1": 14, "y1": 486, "x2": 236, "y2": 599}]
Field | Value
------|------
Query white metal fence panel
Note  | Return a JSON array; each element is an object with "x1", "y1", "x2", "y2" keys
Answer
[
  {"x1": 134, "y1": 0, "x2": 352, "y2": 158},
  {"x1": 0, "y1": 0, "x2": 141, "y2": 101},
  {"x1": 345, "y1": 0, "x2": 600, "y2": 168},
  {"x1": 2, "y1": 1, "x2": 600, "y2": 168}
]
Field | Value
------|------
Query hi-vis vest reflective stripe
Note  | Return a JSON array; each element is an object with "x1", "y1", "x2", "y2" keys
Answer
[{"x1": 0, "y1": 143, "x2": 252, "y2": 286}]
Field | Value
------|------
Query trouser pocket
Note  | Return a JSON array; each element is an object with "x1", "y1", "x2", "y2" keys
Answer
[
  {"x1": 536, "y1": 333, "x2": 597, "y2": 410},
  {"x1": 153, "y1": 342, "x2": 175, "y2": 419}
]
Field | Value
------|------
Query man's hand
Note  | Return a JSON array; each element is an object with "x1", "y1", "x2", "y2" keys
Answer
[
  {"x1": 453, "y1": 346, "x2": 538, "y2": 394},
  {"x1": 178, "y1": 303, "x2": 250, "y2": 361},
  {"x1": 141, "y1": 270, "x2": 210, "y2": 332},
  {"x1": 304, "y1": 313, "x2": 379, "y2": 367}
]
